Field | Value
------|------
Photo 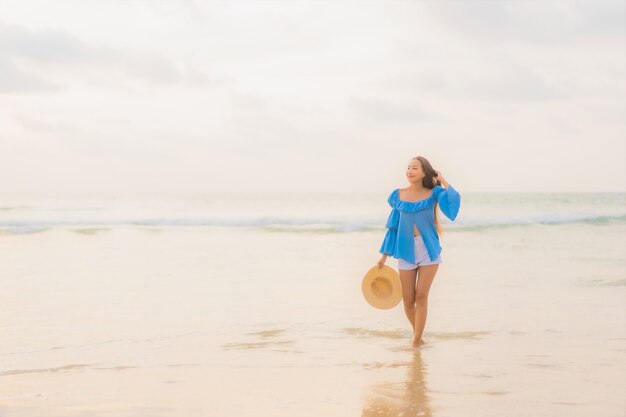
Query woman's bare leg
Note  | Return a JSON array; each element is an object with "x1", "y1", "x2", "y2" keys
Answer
[
  {"x1": 412, "y1": 264, "x2": 439, "y2": 347},
  {"x1": 399, "y1": 268, "x2": 418, "y2": 332}
]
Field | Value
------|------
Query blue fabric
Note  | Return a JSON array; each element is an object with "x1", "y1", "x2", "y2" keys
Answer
[{"x1": 379, "y1": 184, "x2": 461, "y2": 263}]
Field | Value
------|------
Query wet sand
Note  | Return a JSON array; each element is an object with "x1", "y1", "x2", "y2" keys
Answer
[{"x1": 0, "y1": 224, "x2": 624, "y2": 416}]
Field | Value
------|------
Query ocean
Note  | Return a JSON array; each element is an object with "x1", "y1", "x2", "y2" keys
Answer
[{"x1": 1, "y1": 190, "x2": 624, "y2": 416}]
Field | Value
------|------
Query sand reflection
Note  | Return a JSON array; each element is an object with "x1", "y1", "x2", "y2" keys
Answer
[{"x1": 362, "y1": 349, "x2": 433, "y2": 417}]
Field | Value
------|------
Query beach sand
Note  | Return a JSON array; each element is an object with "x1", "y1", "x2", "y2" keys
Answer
[{"x1": 0, "y1": 221, "x2": 625, "y2": 416}]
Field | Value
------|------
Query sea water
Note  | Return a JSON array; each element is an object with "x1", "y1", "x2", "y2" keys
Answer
[{"x1": 0, "y1": 191, "x2": 624, "y2": 416}]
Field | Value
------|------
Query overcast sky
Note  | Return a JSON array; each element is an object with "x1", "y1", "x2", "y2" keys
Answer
[{"x1": 1, "y1": 0, "x2": 624, "y2": 196}]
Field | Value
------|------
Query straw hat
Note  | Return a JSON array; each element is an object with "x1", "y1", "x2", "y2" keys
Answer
[{"x1": 362, "y1": 265, "x2": 402, "y2": 309}]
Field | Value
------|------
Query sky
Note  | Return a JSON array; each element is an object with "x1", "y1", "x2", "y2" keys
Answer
[{"x1": 1, "y1": 0, "x2": 625, "y2": 196}]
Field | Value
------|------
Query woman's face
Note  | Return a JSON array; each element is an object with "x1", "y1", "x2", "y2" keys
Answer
[{"x1": 406, "y1": 160, "x2": 424, "y2": 183}]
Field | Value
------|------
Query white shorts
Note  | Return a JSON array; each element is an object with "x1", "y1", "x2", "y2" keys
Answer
[{"x1": 397, "y1": 235, "x2": 442, "y2": 270}]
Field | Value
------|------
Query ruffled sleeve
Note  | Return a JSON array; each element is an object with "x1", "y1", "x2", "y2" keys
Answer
[
  {"x1": 435, "y1": 184, "x2": 461, "y2": 221},
  {"x1": 379, "y1": 189, "x2": 399, "y2": 256}
]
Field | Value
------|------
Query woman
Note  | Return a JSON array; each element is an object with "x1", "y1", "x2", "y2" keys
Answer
[{"x1": 376, "y1": 156, "x2": 461, "y2": 348}]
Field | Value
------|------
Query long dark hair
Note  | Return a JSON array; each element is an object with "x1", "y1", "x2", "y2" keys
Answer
[{"x1": 412, "y1": 156, "x2": 442, "y2": 235}]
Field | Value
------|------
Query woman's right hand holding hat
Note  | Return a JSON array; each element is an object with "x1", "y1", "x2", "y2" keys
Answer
[{"x1": 377, "y1": 254, "x2": 387, "y2": 269}]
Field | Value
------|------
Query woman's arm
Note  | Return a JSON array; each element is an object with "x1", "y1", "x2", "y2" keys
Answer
[
  {"x1": 434, "y1": 171, "x2": 461, "y2": 221},
  {"x1": 379, "y1": 224, "x2": 397, "y2": 256},
  {"x1": 379, "y1": 190, "x2": 399, "y2": 256}
]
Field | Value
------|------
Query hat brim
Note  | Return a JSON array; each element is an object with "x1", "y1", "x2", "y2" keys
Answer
[{"x1": 362, "y1": 265, "x2": 402, "y2": 310}]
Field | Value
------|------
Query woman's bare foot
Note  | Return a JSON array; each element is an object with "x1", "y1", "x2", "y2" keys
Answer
[{"x1": 411, "y1": 336, "x2": 426, "y2": 347}]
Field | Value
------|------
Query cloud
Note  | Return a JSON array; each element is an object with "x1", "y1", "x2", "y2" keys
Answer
[
  {"x1": 349, "y1": 96, "x2": 438, "y2": 123},
  {"x1": 454, "y1": 59, "x2": 562, "y2": 102},
  {"x1": 366, "y1": 62, "x2": 560, "y2": 103},
  {"x1": 0, "y1": 1, "x2": 623, "y2": 194},
  {"x1": 0, "y1": 56, "x2": 60, "y2": 93},
  {"x1": 0, "y1": 19, "x2": 92, "y2": 63},
  {"x1": 0, "y1": 18, "x2": 208, "y2": 93},
  {"x1": 425, "y1": 0, "x2": 626, "y2": 43}
]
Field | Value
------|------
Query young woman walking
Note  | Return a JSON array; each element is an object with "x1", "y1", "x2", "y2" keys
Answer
[{"x1": 377, "y1": 156, "x2": 461, "y2": 348}]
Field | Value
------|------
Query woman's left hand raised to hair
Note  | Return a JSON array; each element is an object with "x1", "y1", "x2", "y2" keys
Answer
[{"x1": 435, "y1": 170, "x2": 449, "y2": 188}]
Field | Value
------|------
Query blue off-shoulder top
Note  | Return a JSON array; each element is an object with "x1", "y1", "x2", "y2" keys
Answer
[{"x1": 379, "y1": 184, "x2": 461, "y2": 264}]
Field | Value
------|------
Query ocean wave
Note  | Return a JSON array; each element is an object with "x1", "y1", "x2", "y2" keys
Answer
[{"x1": 0, "y1": 213, "x2": 624, "y2": 235}]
